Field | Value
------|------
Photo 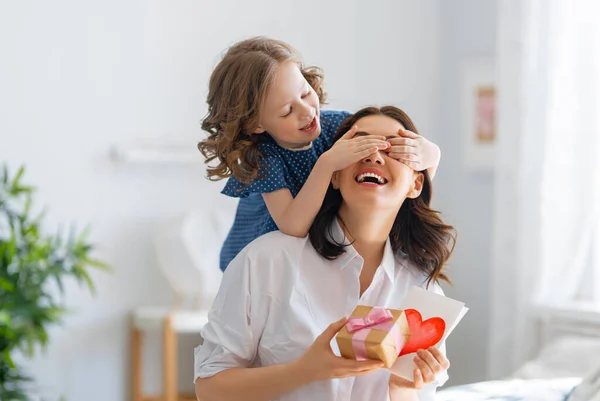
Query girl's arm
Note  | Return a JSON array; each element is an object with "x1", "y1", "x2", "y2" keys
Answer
[
  {"x1": 263, "y1": 128, "x2": 389, "y2": 237},
  {"x1": 262, "y1": 155, "x2": 335, "y2": 237}
]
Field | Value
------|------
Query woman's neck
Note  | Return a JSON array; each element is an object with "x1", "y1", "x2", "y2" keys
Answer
[{"x1": 337, "y1": 204, "x2": 396, "y2": 269}]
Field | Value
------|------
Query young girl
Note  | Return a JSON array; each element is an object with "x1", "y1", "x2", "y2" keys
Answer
[{"x1": 198, "y1": 37, "x2": 441, "y2": 271}]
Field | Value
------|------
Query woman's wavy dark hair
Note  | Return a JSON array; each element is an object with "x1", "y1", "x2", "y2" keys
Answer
[
  {"x1": 198, "y1": 37, "x2": 327, "y2": 184},
  {"x1": 308, "y1": 106, "x2": 456, "y2": 287}
]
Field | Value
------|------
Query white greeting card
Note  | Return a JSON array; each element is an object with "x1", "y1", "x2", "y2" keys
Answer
[{"x1": 389, "y1": 286, "x2": 469, "y2": 380}]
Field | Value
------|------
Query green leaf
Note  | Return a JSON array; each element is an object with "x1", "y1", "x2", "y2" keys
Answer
[
  {"x1": 25, "y1": 339, "x2": 34, "y2": 357},
  {"x1": 6, "y1": 227, "x2": 17, "y2": 257},
  {"x1": 0, "y1": 278, "x2": 15, "y2": 292},
  {"x1": 11, "y1": 166, "x2": 25, "y2": 190},
  {"x1": 2, "y1": 164, "x2": 8, "y2": 184},
  {"x1": 0, "y1": 163, "x2": 111, "y2": 396},
  {"x1": 23, "y1": 195, "x2": 32, "y2": 216},
  {"x1": 13, "y1": 185, "x2": 34, "y2": 195},
  {"x1": 32, "y1": 206, "x2": 47, "y2": 227},
  {"x1": 74, "y1": 265, "x2": 96, "y2": 295},
  {"x1": 0, "y1": 311, "x2": 11, "y2": 326},
  {"x1": 3, "y1": 350, "x2": 15, "y2": 369},
  {"x1": 53, "y1": 274, "x2": 65, "y2": 294},
  {"x1": 85, "y1": 258, "x2": 112, "y2": 272},
  {"x1": 76, "y1": 224, "x2": 92, "y2": 245}
]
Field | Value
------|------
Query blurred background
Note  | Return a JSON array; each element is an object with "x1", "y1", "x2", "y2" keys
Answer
[{"x1": 1, "y1": 1, "x2": 599, "y2": 400}]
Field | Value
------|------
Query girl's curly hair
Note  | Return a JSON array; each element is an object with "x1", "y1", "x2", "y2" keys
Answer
[{"x1": 198, "y1": 37, "x2": 327, "y2": 184}]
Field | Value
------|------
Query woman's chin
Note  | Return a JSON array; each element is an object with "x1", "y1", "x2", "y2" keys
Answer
[
  {"x1": 351, "y1": 182, "x2": 393, "y2": 196},
  {"x1": 355, "y1": 182, "x2": 385, "y2": 189},
  {"x1": 344, "y1": 195, "x2": 401, "y2": 213}
]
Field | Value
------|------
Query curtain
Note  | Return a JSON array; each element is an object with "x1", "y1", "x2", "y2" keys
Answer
[{"x1": 489, "y1": 0, "x2": 600, "y2": 379}]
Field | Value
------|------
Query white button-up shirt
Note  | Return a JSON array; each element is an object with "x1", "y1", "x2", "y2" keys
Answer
[{"x1": 194, "y1": 220, "x2": 448, "y2": 401}]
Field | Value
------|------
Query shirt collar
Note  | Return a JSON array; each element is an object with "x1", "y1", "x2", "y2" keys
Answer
[
  {"x1": 327, "y1": 218, "x2": 360, "y2": 270},
  {"x1": 328, "y1": 218, "x2": 396, "y2": 282},
  {"x1": 381, "y1": 238, "x2": 397, "y2": 282}
]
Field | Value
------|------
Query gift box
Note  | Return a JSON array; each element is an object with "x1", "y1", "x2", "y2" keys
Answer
[{"x1": 336, "y1": 305, "x2": 409, "y2": 368}]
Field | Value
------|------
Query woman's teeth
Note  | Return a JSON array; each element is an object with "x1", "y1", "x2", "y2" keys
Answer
[{"x1": 356, "y1": 172, "x2": 387, "y2": 184}]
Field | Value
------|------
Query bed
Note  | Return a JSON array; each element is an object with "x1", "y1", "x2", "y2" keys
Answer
[{"x1": 436, "y1": 306, "x2": 600, "y2": 401}]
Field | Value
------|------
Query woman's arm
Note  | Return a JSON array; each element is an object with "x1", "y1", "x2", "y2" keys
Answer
[
  {"x1": 264, "y1": 129, "x2": 389, "y2": 237},
  {"x1": 196, "y1": 318, "x2": 384, "y2": 401},
  {"x1": 195, "y1": 363, "x2": 308, "y2": 401},
  {"x1": 195, "y1": 248, "x2": 384, "y2": 401}
]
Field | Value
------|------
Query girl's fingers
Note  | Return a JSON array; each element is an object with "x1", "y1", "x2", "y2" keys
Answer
[
  {"x1": 391, "y1": 153, "x2": 416, "y2": 161},
  {"x1": 355, "y1": 147, "x2": 382, "y2": 159},
  {"x1": 387, "y1": 145, "x2": 416, "y2": 154},
  {"x1": 388, "y1": 152, "x2": 419, "y2": 162},
  {"x1": 398, "y1": 128, "x2": 420, "y2": 139},
  {"x1": 352, "y1": 139, "x2": 389, "y2": 149},
  {"x1": 387, "y1": 137, "x2": 416, "y2": 147},
  {"x1": 352, "y1": 135, "x2": 387, "y2": 143},
  {"x1": 356, "y1": 142, "x2": 388, "y2": 153},
  {"x1": 388, "y1": 154, "x2": 421, "y2": 168},
  {"x1": 340, "y1": 125, "x2": 360, "y2": 139}
]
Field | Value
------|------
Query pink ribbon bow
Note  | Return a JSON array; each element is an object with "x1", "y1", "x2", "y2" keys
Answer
[{"x1": 346, "y1": 307, "x2": 393, "y2": 333}]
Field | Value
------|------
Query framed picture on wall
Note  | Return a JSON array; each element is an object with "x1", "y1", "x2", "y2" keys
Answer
[{"x1": 461, "y1": 58, "x2": 496, "y2": 170}]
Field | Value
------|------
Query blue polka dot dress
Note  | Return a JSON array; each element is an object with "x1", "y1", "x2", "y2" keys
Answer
[{"x1": 219, "y1": 110, "x2": 351, "y2": 271}]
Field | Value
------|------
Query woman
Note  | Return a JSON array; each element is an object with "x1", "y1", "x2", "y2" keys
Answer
[{"x1": 194, "y1": 106, "x2": 457, "y2": 401}]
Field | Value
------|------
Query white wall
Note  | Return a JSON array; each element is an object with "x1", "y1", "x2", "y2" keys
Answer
[
  {"x1": 0, "y1": 1, "x2": 443, "y2": 400},
  {"x1": 434, "y1": 0, "x2": 498, "y2": 386}
]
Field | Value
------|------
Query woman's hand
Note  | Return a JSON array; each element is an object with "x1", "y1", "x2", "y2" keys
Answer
[
  {"x1": 386, "y1": 128, "x2": 441, "y2": 172},
  {"x1": 389, "y1": 347, "x2": 450, "y2": 390},
  {"x1": 289, "y1": 317, "x2": 384, "y2": 383},
  {"x1": 322, "y1": 125, "x2": 389, "y2": 172}
]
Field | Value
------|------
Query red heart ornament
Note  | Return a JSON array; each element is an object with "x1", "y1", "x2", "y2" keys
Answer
[{"x1": 399, "y1": 309, "x2": 446, "y2": 356}]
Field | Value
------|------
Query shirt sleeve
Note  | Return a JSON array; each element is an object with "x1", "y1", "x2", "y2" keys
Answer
[
  {"x1": 193, "y1": 248, "x2": 266, "y2": 381},
  {"x1": 221, "y1": 145, "x2": 290, "y2": 198}
]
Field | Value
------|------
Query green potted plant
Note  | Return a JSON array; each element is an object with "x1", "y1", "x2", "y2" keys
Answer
[{"x1": 0, "y1": 165, "x2": 109, "y2": 400}]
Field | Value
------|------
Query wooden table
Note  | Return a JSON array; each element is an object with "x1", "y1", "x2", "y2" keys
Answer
[{"x1": 130, "y1": 308, "x2": 209, "y2": 401}]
